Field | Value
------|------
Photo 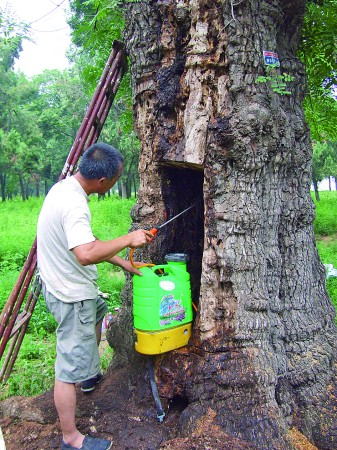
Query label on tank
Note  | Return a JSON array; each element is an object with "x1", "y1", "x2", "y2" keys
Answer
[
  {"x1": 159, "y1": 280, "x2": 176, "y2": 291},
  {"x1": 159, "y1": 294, "x2": 186, "y2": 326}
]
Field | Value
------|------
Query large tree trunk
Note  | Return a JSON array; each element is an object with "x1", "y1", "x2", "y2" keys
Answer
[{"x1": 108, "y1": 1, "x2": 337, "y2": 448}]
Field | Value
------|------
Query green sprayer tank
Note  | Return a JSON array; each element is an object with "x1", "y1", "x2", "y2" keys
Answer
[{"x1": 133, "y1": 253, "x2": 193, "y2": 355}]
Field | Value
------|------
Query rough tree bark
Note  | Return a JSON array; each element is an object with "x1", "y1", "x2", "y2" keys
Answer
[{"x1": 107, "y1": 0, "x2": 337, "y2": 448}]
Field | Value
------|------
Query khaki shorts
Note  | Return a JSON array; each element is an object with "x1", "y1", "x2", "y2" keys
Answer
[{"x1": 42, "y1": 283, "x2": 107, "y2": 383}]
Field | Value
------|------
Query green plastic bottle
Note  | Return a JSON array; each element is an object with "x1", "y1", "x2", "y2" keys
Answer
[{"x1": 133, "y1": 253, "x2": 192, "y2": 331}]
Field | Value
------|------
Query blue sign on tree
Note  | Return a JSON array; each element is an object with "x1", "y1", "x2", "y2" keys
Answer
[{"x1": 263, "y1": 51, "x2": 280, "y2": 66}]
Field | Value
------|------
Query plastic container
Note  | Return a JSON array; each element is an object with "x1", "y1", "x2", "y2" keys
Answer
[
  {"x1": 135, "y1": 323, "x2": 192, "y2": 355},
  {"x1": 132, "y1": 254, "x2": 192, "y2": 354}
]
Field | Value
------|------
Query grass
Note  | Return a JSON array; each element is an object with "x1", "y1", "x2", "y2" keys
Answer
[
  {"x1": 0, "y1": 191, "x2": 336, "y2": 400},
  {"x1": 312, "y1": 191, "x2": 337, "y2": 315},
  {"x1": 312, "y1": 191, "x2": 337, "y2": 236}
]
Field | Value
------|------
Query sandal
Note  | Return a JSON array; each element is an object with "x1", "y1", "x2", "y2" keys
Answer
[{"x1": 62, "y1": 435, "x2": 112, "y2": 450}]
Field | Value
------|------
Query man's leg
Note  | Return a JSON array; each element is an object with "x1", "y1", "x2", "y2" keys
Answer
[
  {"x1": 54, "y1": 379, "x2": 84, "y2": 448},
  {"x1": 96, "y1": 317, "x2": 103, "y2": 345},
  {"x1": 80, "y1": 298, "x2": 106, "y2": 393}
]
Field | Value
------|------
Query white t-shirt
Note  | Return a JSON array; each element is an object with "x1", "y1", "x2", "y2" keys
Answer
[{"x1": 37, "y1": 176, "x2": 98, "y2": 302}]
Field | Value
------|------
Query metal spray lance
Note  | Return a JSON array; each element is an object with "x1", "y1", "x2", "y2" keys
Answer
[{"x1": 130, "y1": 202, "x2": 198, "y2": 268}]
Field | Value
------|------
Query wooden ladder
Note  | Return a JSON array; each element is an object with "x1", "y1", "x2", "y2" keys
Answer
[{"x1": 0, "y1": 40, "x2": 127, "y2": 383}]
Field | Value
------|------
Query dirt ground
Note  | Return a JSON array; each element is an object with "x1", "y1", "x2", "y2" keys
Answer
[
  {"x1": 0, "y1": 362, "x2": 256, "y2": 450},
  {"x1": 0, "y1": 339, "x2": 319, "y2": 450}
]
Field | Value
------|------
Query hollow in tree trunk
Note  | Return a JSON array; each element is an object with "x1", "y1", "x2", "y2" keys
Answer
[{"x1": 107, "y1": 1, "x2": 337, "y2": 448}]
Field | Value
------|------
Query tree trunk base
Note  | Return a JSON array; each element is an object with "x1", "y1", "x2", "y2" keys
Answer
[{"x1": 2, "y1": 355, "x2": 335, "y2": 449}]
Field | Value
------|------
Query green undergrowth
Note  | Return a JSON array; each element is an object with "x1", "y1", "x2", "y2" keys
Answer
[
  {"x1": 315, "y1": 235, "x2": 337, "y2": 317},
  {"x1": 0, "y1": 191, "x2": 337, "y2": 399},
  {"x1": 0, "y1": 334, "x2": 56, "y2": 399},
  {"x1": 312, "y1": 191, "x2": 337, "y2": 236},
  {"x1": 312, "y1": 191, "x2": 337, "y2": 316}
]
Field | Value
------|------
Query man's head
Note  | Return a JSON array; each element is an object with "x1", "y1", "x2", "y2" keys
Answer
[
  {"x1": 79, "y1": 142, "x2": 124, "y2": 180},
  {"x1": 78, "y1": 143, "x2": 124, "y2": 194}
]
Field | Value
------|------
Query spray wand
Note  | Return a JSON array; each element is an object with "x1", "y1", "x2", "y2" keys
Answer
[{"x1": 130, "y1": 202, "x2": 198, "y2": 268}]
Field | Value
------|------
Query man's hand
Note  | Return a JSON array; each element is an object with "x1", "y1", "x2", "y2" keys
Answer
[
  {"x1": 127, "y1": 229, "x2": 154, "y2": 248},
  {"x1": 109, "y1": 255, "x2": 145, "y2": 276}
]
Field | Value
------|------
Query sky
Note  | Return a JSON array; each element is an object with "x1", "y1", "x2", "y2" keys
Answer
[{"x1": 6, "y1": 0, "x2": 71, "y2": 77}]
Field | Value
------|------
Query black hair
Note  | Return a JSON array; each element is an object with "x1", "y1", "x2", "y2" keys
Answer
[{"x1": 78, "y1": 142, "x2": 124, "y2": 180}]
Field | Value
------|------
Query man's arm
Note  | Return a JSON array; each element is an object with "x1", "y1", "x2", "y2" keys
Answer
[
  {"x1": 71, "y1": 229, "x2": 153, "y2": 266},
  {"x1": 108, "y1": 254, "x2": 143, "y2": 276}
]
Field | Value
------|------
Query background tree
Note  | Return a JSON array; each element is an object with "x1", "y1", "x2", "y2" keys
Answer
[
  {"x1": 299, "y1": 0, "x2": 337, "y2": 196},
  {"x1": 0, "y1": 67, "x2": 43, "y2": 200},
  {"x1": 68, "y1": 0, "x2": 141, "y2": 197},
  {"x1": 321, "y1": 141, "x2": 337, "y2": 189},
  {"x1": 298, "y1": 0, "x2": 337, "y2": 142},
  {"x1": 312, "y1": 142, "x2": 327, "y2": 200},
  {"x1": 0, "y1": 3, "x2": 28, "y2": 68},
  {"x1": 0, "y1": 129, "x2": 12, "y2": 201},
  {"x1": 0, "y1": 5, "x2": 26, "y2": 199},
  {"x1": 0, "y1": 5, "x2": 43, "y2": 200},
  {"x1": 312, "y1": 141, "x2": 337, "y2": 200},
  {"x1": 0, "y1": 6, "x2": 91, "y2": 200},
  {"x1": 31, "y1": 68, "x2": 90, "y2": 190}
]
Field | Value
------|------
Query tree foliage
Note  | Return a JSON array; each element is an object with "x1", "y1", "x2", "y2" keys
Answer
[
  {"x1": 298, "y1": 0, "x2": 337, "y2": 141},
  {"x1": 2, "y1": 0, "x2": 336, "y2": 199},
  {"x1": 0, "y1": 7, "x2": 89, "y2": 200},
  {"x1": 0, "y1": 1, "x2": 139, "y2": 201},
  {"x1": 67, "y1": 0, "x2": 141, "y2": 196},
  {"x1": 0, "y1": 3, "x2": 29, "y2": 68},
  {"x1": 313, "y1": 141, "x2": 337, "y2": 192},
  {"x1": 68, "y1": 0, "x2": 124, "y2": 81}
]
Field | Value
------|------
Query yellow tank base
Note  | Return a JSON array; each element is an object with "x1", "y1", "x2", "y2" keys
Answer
[{"x1": 134, "y1": 322, "x2": 192, "y2": 355}]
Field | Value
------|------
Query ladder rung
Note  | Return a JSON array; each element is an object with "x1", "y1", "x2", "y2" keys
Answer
[
  {"x1": 95, "y1": 117, "x2": 103, "y2": 131},
  {"x1": 10, "y1": 312, "x2": 32, "y2": 338}
]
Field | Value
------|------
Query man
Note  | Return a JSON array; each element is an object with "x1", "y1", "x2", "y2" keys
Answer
[{"x1": 37, "y1": 142, "x2": 153, "y2": 450}]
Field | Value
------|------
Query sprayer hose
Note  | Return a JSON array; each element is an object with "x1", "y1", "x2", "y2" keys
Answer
[{"x1": 129, "y1": 247, "x2": 155, "y2": 269}]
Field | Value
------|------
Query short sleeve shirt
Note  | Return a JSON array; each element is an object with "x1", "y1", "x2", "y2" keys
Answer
[{"x1": 37, "y1": 176, "x2": 98, "y2": 302}]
